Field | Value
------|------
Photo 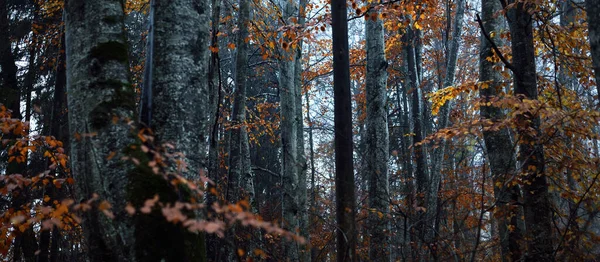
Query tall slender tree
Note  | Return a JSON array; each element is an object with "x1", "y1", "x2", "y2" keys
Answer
[
  {"x1": 478, "y1": 0, "x2": 523, "y2": 260},
  {"x1": 278, "y1": 0, "x2": 300, "y2": 259},
  {"x1": 365, "y1": 4, "x2": 390, "y2": 261},
  {"x1": 504, "y1": 0, "x2": 554, "y2": 259},
  {"x1": 331, "y1": 0, "x2": 357, "y2": 259}
]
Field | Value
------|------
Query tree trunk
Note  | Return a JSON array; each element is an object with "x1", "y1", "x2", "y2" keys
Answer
[
  {"x1": 64, "y1": 1, "x2": 135, "y2": 260},
  {"x1": 278, "y1": 0, "x2": 300, "y2": 259},
  {"x1": 586, "y1": 0, "x2": 600, "y2": 98},
  {"x1": 0, "y1": 0, "x2": 20, "y2": 116},
  {"x1": 151, "y1": 0, "x2": 210, "y2": 180},
  {"x1": 365, "y1": 7, "x2": 390, "y2": 261},
  {"x1": 227, "y1": 0, "x2": 255, "y2": 255},
  {"x1": 505, "y1": 1, "x2": 554, "y2": 259},
  {"x1": 135, "y1": 0, "x2": 210, "y2": 260},
  {"x1": 294, "y1": 0, "x2": 310, "y2": 259},
  {"x1": 479, "y1": 0, "x2": 524, "y2": 260},
  {"x1": 331, "y1": 0, "x2": 357, "y2": 259},
  {"x1": 406, "y1": 26, "x2": 428, "y2": 256}
]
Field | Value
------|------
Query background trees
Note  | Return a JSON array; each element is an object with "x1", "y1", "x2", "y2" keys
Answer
[{"x1": 2, "y1": 0, "x2": 600, "y2": 261}]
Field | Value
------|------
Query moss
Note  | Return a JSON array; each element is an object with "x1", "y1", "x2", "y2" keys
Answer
[
  {"x1": 90, "y1": 41, "x2": 128, "y2": 64},
  {"x1": 88, "y1": 80, "x2": 136, "y2": 129},
  {"x1": 125, "y1": 142, "x2": 207, "y2": 262},
  {"x1": 102, "y1": 15, "x2": 121, "y2": 24}
]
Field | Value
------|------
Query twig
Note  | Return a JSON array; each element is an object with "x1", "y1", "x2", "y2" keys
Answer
[{"x1": 475, "y1": 14, "x2": 515, "y2": 72}]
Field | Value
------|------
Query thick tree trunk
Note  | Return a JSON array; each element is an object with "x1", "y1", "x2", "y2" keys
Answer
[
  {"x1": 479, "y1": 1, "x2": 524, "y2": 261},
  {"x1": 586, "y1": 0, "x2": 600, "y2": 98},
  {"x1": 365, "y1": 7, "x2": 390, "y2": 261},
  {"x1": 151, "y1": 0, "x2": 210, "y2": 180},
  {"x1": 64, "y1": 1, "x2": 135, "y2": 260},
  {"x1": 505, "y1": 1, "x2": 554, "y2": 260},
  {"x1": 331, "y1": 0, "x2": 357, "y2": 259},
  {"x1": 135, "y1": 0, "x2": 209, "y2": 261}
]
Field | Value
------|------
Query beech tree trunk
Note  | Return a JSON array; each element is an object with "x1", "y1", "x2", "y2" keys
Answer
[
  {"x1": 151, "y1": 0, "x2": 210, "y2": 180},
  {"x1": 294, "y1": 0, "x2": 310, "y2": 259},
  {"x1": 505, "y1": 1, "x2": 554, "y2": 259},
  {"x1": 279, "y1": 0, "x2": 299, "y2": 259},
  {"x1": 479, "y1": 0, "x2": 523, "y2": 260},
  {"x1": 227, "y1": 0, "x2": 255, "y2": 255},
  {"x1": 365, "y1": 7, "x2": 390, "y2": 261},
  {"x1": 64, "y1": 1, "x2": 135, "y2": 260},
  {"x1": 136, "y1": 0, "x2": 209, "y2": 260}
]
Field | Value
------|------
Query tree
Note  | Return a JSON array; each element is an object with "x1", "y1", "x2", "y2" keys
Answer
[
  {"x1": 586, "y1": 0, "x2": 600, "y2": 96},
  {"x1": 365, "y1": 4, "x2": 390, "y2": 260},
  {"x1": 278, "y1": 0, "x2": 300, "y2": 259},
  {"x1": 227, "y1": 0, "x2": 256, "y2": 255},
  {"x1": 478, "y1": 0, "x2": 523, "y2": 260},
  {"x1": 331, "y1": 0, "x2": 357, "y2": 260},
  {"x1": 150, "y1": 0, "x2": 209, "y2": 180},
  {"x1": 64, "y1": 1, "x2": 135, "y2": 260},
  {"x1": 503, "y1": 0, "x2": 554, "y2": 259}
]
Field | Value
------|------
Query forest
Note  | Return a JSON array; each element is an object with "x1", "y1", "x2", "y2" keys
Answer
[{"x1": 1, "y1": 0, "x2": 600, "y2": 261}]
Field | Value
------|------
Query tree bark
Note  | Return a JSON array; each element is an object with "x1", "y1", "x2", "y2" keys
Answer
[
  {"x1": 294, "y1": 0, "x2": 310, "y2": 259},
  {"x1": 365, "y1": 7, "x2": 390, "y2": 261},
  {"x1": 479, "y1": 1, "x2": 524, "y2": 261},
  {"x1": 151, "y1": 0, "x2": 210, "y2": 180},
  {"x1": 64, "y1": 1, "x2": 135, "y2": 260},
  {"x1": 505, "y1": 1, "x2": 554, "y2": 259},
  {"x1": 331, "y1": 0, "x2": 357, "y2": 259},
  {"x1": 586, "y1": 0, "x2": 600, "y2": 99},
  {"x1": 278, "y1": 0, "x2": 300, "y2": 259},
  {"x1": 227, "y1": 0, "x2": 255, "y2": 255}
]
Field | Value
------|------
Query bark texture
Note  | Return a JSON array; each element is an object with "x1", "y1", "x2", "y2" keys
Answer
[
  {"x1": 64, "y1": 1, "x2": 135, "y2": 260},
  {"x1": 505, "y1": 1, "x2": 554, "y2": 260},
  {"x1": 135, "y1": 0, "x2": 209, "y2": 260},
  {"x1": 479, "y1": 0, "x2": 523, "y2": 260},
  {"x1": 331, "y1": 0, "x2": 357, "y2": 259},
  {"x1": 365, "y1": 7, "x2": 390, "y2": 261},
  {"x1": 151, "y1": 0, "x2": 210, "y2": 179},
  {"x1": 227, "y1": 0, "x2": 256, "y2": 254},
  {"x1": 294, "y1": 0, "x2": 310, "y2": 259},
  {"x1": 278, "y1": 0, "x2": 300, "y2": 259}
]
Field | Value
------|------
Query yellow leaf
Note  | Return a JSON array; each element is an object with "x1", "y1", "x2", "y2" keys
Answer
[
  {"x1": 227, "y1": 43, "x2": 236, "y2": 49},
  {"x1": 414, "y1": 21, "x2": 422, "y2": 30}
]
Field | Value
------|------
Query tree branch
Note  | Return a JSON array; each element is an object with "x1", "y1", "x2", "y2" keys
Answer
[{"x1": 475, "y1": 14, "x2": 515, "y2": 72}]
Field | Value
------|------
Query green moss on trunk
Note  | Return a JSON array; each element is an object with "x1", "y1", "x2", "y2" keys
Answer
[{"x1": 90, "y1": 41, "x2": 128, "y2": 64}]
